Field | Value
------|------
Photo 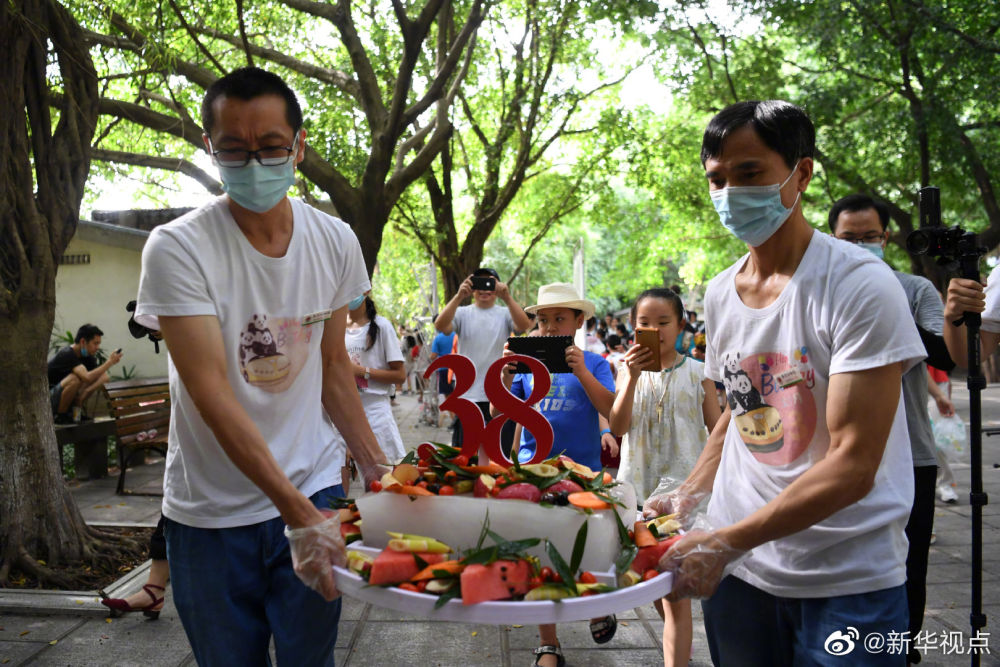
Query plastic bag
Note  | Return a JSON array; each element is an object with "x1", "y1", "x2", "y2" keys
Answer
[{"x1": 927, "y1": 406, "x2": 968, "y2": 464}]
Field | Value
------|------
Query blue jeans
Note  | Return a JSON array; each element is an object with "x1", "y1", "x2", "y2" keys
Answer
[
  {"x1": 702, "y1": 575, "x2": 908, "y2": 666},
  {"x1": 165, "y1": 485, "x2": 344, "y2": 667}
]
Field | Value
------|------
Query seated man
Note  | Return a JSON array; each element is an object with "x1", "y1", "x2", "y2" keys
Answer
[{"x1": 47, "y1": 324, "x2": 122, "y2": 423}]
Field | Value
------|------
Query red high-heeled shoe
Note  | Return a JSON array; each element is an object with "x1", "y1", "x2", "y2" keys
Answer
[{"x1": 99, "y1": 584, "x2": 165, "y2": 619}]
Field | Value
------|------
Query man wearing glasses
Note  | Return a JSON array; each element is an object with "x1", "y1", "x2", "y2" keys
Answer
[
  {"x1": 830, "y1": 193, "x2": 955, "y2": 664},
  {"x1": 134, "y1": 67, "x2": 388, "y2": 665}
]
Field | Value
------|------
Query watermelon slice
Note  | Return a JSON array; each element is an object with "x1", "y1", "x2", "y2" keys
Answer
[
  {"x1": 629, "y1": 535, "x2": 682, "y2": 575},
  {"x1": 368, "y1": 549, "x2": 446, "y2": 586},
  {"x1": 460, "y1": 560, "x2": 533, "y2": 605}
]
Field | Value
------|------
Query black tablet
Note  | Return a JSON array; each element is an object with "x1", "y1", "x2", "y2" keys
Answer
[{"x1": 506, "y1": 335, "x2": 573, "y2": 373}]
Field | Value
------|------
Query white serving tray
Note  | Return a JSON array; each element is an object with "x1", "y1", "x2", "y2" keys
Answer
[{"x1": 333, "y1": 544, "x2": 673, "y2": 624}]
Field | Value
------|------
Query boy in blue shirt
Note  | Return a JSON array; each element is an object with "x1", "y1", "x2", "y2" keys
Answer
[{"x1": 494, "y1": 282, "x2": 616, "y2": 666}]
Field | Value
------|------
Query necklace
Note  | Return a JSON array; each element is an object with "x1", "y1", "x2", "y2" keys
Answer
[{"x1": 652, "y1": 357, "x2": 685, "y2": 423}]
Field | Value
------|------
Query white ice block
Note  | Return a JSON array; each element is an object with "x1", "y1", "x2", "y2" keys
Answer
[{"x1": 355, "y1": 482, "x2": 636, "y2": 572}]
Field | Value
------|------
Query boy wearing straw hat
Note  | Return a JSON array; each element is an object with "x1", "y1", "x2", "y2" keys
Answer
[{"x1": 496, "y1": 282, "x2": 618, "y2": 666}]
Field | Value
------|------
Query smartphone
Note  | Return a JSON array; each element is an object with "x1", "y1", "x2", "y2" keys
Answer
[
  {"x1": 470, "y1": 276, "x2": 496, "y2": 291},
  {"x1": 114, "y1": 348, "x2": 123, "y2": 354},
  {"x1": 634, "y1": 327, "x2": 661, "y2": 372}
]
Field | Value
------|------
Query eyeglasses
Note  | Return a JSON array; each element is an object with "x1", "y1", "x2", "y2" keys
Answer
[
  {"x1": 209, "y1": 138, "x2": 298, "y2": 168},
  {"x1": 838, "y1": 232, "x2": 886, "y2": 244}
]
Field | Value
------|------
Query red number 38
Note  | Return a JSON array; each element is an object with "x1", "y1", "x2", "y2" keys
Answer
[{"x1": 423, "y1": 354, "x2": 553, "y2": 465}]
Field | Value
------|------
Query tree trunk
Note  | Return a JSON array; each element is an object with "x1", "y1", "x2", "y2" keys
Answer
[
  {"x1": 0, "y1": 0, "x2": 138, "y2": 586},
  {"x1": 0, "y1": 305, "x2": 98, "y2": 584}
]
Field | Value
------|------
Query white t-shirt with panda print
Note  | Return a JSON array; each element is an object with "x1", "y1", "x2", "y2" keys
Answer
[
  {"x1": 136, "y1": 196, "x2": 370, "y2": 529},
  {"x1": 703, "y1": 229, "x2": 924, "y2": 599}
]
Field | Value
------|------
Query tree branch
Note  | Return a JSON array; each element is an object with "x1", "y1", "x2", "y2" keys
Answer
[
  {"x1": 90, "y1": 148, "x2": 223, "y2": 194},
  {"x1": 194, "y1": 27, "x2": 361, "y2": 100},
  {"x1": 165, "y1": 0, "x2": 226, "y2": 73},
  {"x1": 401, "y1": 0, "x2": 486, "y2": 128},
  {"x1": 235, "y1": 0, "x2": 254, "y2": 67},
  {"x1": 278, "y1": 0, "x2": 388, "y2": 129}
]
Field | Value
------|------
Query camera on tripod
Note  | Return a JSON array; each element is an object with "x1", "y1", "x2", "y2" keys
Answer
[{"x1": 905, "y1": 187, "x2": 982, "y2": 271}]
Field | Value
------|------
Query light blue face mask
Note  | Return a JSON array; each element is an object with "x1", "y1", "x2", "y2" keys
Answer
[
  {"x1": 710, "y1": 162, "x2": 801, "y2": 247},
  {"x1": 80, "y1": 346, "x2": 88, "y2": 358},
  {"x1": 348, "y1": 294, "x2": 366, "y2": 310},
  {"x1": 216, "y1": 135, "x2": 299, "y2": 213},
  {"x1": 860, "y1": 242, "x2": 884, "y2": 259}
]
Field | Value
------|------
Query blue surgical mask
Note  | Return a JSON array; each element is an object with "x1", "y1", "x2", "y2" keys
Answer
[
  {"x1": 217, "y1": 137, "x2": 299, "y2": 213},
  {"x1": 348, "y1": 295, "x2": 366, "y2": 310},
  {"x1": 860, "y1": 242, "x2": 884, "y2": 259},
  {"x1": 80, "y1": 346, "x2": 88, "y2": 358},
  {"x1": 710, "y1": 162, "x2": 801, "y2": 247}
]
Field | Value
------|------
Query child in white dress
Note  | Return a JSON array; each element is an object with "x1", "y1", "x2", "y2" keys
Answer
[{"x1": 609, "y1": 288, "x2": 721, "y2": 667}]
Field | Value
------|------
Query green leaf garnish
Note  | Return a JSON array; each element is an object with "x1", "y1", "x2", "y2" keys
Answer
[
  {"x1": 433, "y1": 585, "x2": 462, "y2": 608},
  {"x1": 545, "y1": 540, "x2": 578, "y2": 597}
]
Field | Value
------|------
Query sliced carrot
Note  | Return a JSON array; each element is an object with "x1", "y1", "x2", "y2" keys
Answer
[
  {"x1": 602, "y1": 472, "x2": 613, "y2": 485},
  {"x1": 632, "y1": 520, "x2": 657, "y2": 548},
  {"x1": 395, "y1": 484, "x2": 434, "y2": 496},
  {"x1": 567, "y1": 491, "x2": 611, "y2": 510},
  {"x1": 410, "y1": 559, "x2": 466, "y2": 581},
  {"x1": 461, "y1": 462, "x2": 509, "y2": 476}
]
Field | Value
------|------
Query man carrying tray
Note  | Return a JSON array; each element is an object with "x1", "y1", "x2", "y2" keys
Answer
[
  {"x1": 649, "y1": 100, "x2": 924, "y2": 665},
  {"x1": 135, "y1": 67, "x2": 388, "y2": 666}
]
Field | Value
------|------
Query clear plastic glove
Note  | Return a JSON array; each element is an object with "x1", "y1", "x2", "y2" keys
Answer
[
  {"x1": 659, "y1": 517, "x2": 748, "y2": 601},
  {"x1": 360, "y1": 463, "x2": 391, "y2": 491},
  {"x1": 641, "y1": 476, "x2": 709, "y2": 528},
  {"x1": 284, "y1": 514, "x2": 346, "y2": 601}
]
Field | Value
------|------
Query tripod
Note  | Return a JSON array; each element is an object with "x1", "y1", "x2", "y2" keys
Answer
[{"x1": 908, "y1": 186, "x2": 989, "y2": 666}]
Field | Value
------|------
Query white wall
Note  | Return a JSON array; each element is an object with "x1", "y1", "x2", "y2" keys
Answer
[{"x1": 53, "y1": 224, "x2": 168, "y2": 379}]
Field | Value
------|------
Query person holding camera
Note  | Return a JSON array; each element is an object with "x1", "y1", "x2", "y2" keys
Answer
[
  {"x1": 47, "y1": 323, "x2": 122, "y2": 423},
  {"x1": 830, "y1": 193, "x2": 956, "y2": 664},
  {"x1": 942, "y1": 266, "x2": 1000, "y2": 366},
  {"x1": 434, "y1": 267, "x2": 532, "y2": 450}
]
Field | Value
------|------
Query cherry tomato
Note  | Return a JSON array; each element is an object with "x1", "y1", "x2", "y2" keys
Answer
[
  {"x1": 452, "y1": 454, "x2": 469, "y2": 466},
  {"x1": 416, "y1": 481, "x2": 429, "y2": 489},
  {"x1": 540, "y1": 567, "x2": 555, "y2": 582},
  {"x1": 551, "y1": 573, "x2": 563, "y2": 584},
  {"x1": 490, "y1": 484, "x2": 502, "y2": 497},
  {"x1": 528, "y1": 576, "x2": 544, "y2": 590},
  {"x1": 438, "y1": 485, "x2": 456, "y2": 496},
  {"x1": 444, "y1": 470, "x2": 458, "y2": 481},
  {"x1": 418, "y1": 459, "x2": 430, "y2": 468},
  {"x1": 643, "y1": 569, "x2": 659, "y2": 582},
  {"x1": 579, "y1": 571, "x2": 597, "y2": 584},
  {"x1": 369, "y1": 480, "x2": 382, "y2": 493},
  {"x1": 398, "y1": 582, "x2": 420, "y2": 593},
  {"x1": 416, "y1": 580, "x2": 428, "y2": 592}
]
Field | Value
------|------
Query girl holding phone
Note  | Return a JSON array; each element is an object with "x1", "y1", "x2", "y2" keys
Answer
[{"x1": 608, "y1": 287, "x2": 722, "y2": 667}]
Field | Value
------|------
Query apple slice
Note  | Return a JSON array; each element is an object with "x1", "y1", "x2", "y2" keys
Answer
[{"x1": 392, "y1": 463, "x2": 420, "y2": 485}]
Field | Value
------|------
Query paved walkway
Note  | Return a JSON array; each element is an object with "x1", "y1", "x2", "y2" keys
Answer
[{"x1": 1, "y1": 386, "x2": 998, "y2": 666}]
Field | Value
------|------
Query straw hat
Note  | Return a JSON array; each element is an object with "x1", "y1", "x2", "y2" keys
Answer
[{"x1": 524, "y1": 283, "x2": 595, "y2": 319}]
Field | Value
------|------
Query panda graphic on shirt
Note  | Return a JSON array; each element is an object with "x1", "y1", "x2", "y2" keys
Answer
[
  {"x1": 722, "y1": 351, "x2": 785, "y2": 454},
  {"x1": 237, "y1": 313, "x2": 313, "y2": 393}
]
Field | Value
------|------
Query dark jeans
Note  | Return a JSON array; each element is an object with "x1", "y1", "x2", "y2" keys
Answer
[
  {"x1": 451, "y1": 400, "x2": 515, "y2": 459},
  {"x1": 905, "y1": 465, "x2": 937, "y2": 642},
  {"x1": 702, "y1": 575, "x2": 908, "y2": 666},
  {"x1": 164, "y1": 485, "x2": 344, "y2": 667}
]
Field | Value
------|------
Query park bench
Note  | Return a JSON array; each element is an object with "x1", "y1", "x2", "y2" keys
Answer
[{"x1": 103, "y1": 377, "x2": 170, "y2": 495}]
